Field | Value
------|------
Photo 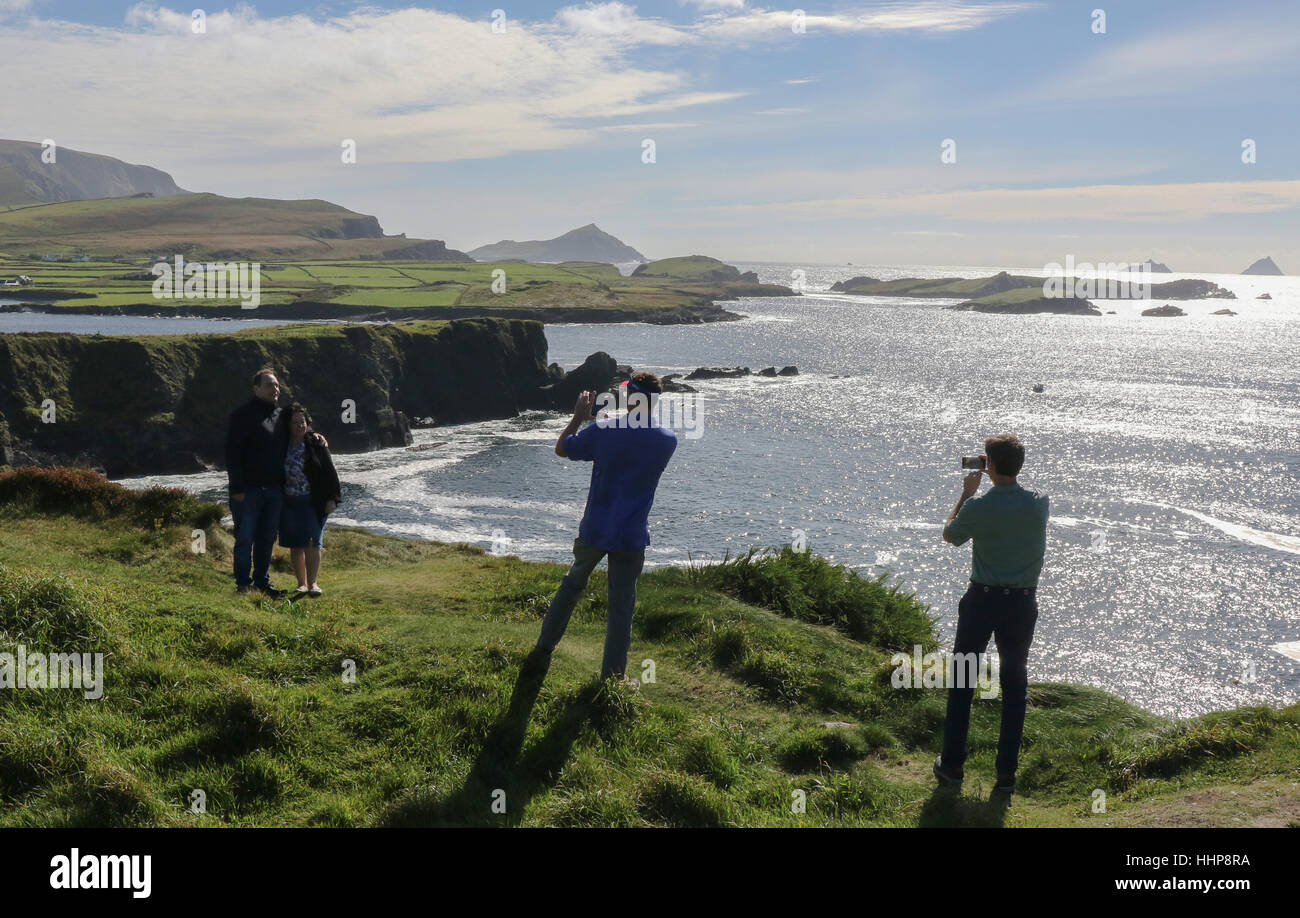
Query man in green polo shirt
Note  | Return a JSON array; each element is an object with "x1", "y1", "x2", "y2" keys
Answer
[{"x1": 933, "y1": 433, "x2": 1049, "y2": 796}]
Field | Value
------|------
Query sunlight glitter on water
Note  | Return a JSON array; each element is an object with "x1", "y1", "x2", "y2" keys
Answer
[{"x1": 119, "y1": 262, "x2": 1300, "y2": 718}]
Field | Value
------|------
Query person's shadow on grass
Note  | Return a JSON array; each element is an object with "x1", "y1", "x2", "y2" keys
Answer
[
  {"x1": 384, "y1": 648, "x2": 592, "y2": 826},
  {"x1": 918, "y1": 783, "x2": 1014, "y2": 827}
]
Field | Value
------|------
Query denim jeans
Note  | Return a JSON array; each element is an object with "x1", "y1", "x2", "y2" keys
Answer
[
  {"x1": 537, "y1": 537, "x2": 646, "y2": 679},
  {"x1": 230, "y1": 485, "x2": 283, "y2": 587},
  {"x1": 940, "y1": 582, "x2": 1039, "y2": 777}
]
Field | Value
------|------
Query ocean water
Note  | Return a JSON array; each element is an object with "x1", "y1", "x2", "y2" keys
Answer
[{"x1": 118, "y1": 262, "x2": 1300, "y2": 718}]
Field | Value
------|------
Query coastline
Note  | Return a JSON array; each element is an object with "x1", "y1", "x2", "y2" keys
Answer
[{"x1": 0, "y1": 298, "x2": 749, "y2": 325}]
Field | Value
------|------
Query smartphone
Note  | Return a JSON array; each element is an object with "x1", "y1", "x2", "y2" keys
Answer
[{"x1": 960, "y1": 456, "x2": 987, "y2": 470}]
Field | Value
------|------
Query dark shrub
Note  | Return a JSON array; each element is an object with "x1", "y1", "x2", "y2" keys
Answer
[
  {"x1": 0, "y1": 467, "x2": 221, "y2": 529},
  {"x1": 702, "y1": 547, "x2": 935, "y2": 650}
]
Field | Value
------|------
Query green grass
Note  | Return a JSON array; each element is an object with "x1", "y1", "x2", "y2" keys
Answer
[
  {"x1": 1, "y1": 473, "x2": 1294, "y2": 827},
  {"x1": 832, "y1": 274, "x2": 1044, "y2": 297},
  {"x1": 632, "y1": 255, "x2": 743, "y2": 280},
  {"x1": 0, "y1": 254, "x2": 789, "y2": 319}
]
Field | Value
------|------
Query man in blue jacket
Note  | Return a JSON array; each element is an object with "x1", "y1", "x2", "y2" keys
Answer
[{"x1": 534, "y1": 372, "x2": 678, "y2": 686}]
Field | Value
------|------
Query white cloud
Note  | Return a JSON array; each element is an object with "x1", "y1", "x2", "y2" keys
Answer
[
  {"x1": 553, "y1": 2, "x2": 690, "y2": 44},
  {"x1": 692, "y1": 179, "x2": 1300, "y2": 225},
  {"x1": 696, "y1": 1, "x2": 1038, "y2": 43},
  {"x1": 1009, "y1": 16, "x2": 1300, "y2": 105},
  {"x1": 2, "y1": 1, "x2": 1028, "y2": 185},
  {"x1": 680, "y1": 0, "x2": 747, "y2": 10},
  {"x1": 594, "y1": 120, "x2": 703, "y2": 132},
  {"x1": 0, "y1": 4, "x2": 726, "y2": 179}
]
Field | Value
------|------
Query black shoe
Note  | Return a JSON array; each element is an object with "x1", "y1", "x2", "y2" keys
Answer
[
  {"x1": 236, "y1": 584, "x2": 253, "y2": 594},
  {"x1": 256, "y1": 583, "x2": 288, "y2": 598},
  {"x1": 933, "y1": 755, "x2": 963, "y2": 788},
  {"x1": 994, "y1": 773, "x2": 1016, "y2": 795}
]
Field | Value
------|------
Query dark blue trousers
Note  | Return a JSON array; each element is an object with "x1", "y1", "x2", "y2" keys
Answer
[
  {"x1": 537, "y1": 537, "x2": 646, "y2": 679},
  {"x1": 940, "y1": 582, "x2": 1039, "y2": 777},
  {"x1": 230, "y1": 485, "x2": 283, "y2": 588}
]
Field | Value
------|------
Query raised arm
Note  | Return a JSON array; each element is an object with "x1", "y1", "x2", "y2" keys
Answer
[{"x1": 555, "y1": 391, "x2": 596, "y2": 457}]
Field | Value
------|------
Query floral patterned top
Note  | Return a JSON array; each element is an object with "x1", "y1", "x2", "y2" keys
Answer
[{"x1": 284, "y1": 441, "x2": 311, "y2": 497}]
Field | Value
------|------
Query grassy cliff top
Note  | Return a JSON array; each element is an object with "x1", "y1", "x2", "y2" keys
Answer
[
  {"x1": 0, "y1": 469, "x2": 1295, "y2": 827},
  {"x1": 0, "y1": 255, "x2": 789, "y2": 321},
  {"x1": 632, "y1": 255, "x2": 745, "y2": 279}
]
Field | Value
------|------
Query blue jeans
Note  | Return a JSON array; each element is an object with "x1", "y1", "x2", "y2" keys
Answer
[
  {"x1": 537, "y1": 537, "x2": 646, "y2": 679},
  {"x1": 940, "y1": 582, "x2": 1039, "y2": 777},
  {"x1": 230, "y1": 485, "x2": 283, "y2": 587}
]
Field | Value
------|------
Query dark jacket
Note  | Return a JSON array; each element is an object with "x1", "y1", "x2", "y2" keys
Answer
[
  {"x1": 225, "y1": 397, "x2": 285, "y2": 493},
  {"x1": 283, "y1": 433, "x2": 342, "y2": 524}
]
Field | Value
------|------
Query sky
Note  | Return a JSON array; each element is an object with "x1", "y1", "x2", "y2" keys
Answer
[{"x1": 1, "y1": 0, "x2": 1298, "y2": 270}]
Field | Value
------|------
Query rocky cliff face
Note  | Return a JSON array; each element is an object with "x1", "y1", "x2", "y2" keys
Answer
[
  {"x1": 379, "y1": 239, "x2": 471, "y2": 261},
  {"x1": 0, "y1": 318, "x2": 590, "y2": 477},
  {"x1": 315, "y1": 216, "x2": 385, "y2": 240}
]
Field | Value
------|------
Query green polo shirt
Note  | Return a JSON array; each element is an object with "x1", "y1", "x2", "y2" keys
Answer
[{"x1": 943, "y1": 483, "x2": 1050, "y2": 588}]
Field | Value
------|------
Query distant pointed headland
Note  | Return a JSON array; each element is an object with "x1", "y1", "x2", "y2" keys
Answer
[
  {"x1": 1241, "y1": 256, "x2": 1284, "y2": 276},
  {"x1": 468, "y1": 224, "x2": 647, "y2": 264}
]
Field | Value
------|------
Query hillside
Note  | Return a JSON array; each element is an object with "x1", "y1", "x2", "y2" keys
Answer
[
  {"x1": 0, "y1": 139, "x2": 188, "y2": 207},
  {"x1": 468, "y1": 224, "x2": 647, "y2": 264},
  {"x1": 0, "y1": 469, "x2": 1295, "y2": 827},
  {"x1": 0, "y1": 193, "x2": 469, "y2": 262}
]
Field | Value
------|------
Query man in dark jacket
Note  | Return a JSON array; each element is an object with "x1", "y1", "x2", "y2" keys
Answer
[{"x1": 225, "y1": 369, "x2": 292, "y2": 595}]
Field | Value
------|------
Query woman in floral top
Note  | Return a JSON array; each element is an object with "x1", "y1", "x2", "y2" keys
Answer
[{"x1": 279, "y1": 403, "x2": 342, "y2": 598}]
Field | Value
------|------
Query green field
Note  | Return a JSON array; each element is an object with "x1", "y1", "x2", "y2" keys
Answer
[
  {"x1": 0, "y1": 255, "x2": 788, "y2": 320},
  {"x1": 0, "y1": 470, "x2": 1295, "y2": 827}
]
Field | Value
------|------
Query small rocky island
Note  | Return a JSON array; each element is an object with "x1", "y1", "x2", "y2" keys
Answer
[
  {"x1": 685, "y1": 365, "x2": 799, "y2": 380},
  {"x1": 1141, "y1": 304, "x2": 1186, "y2": 317},
  {"x1": 831, "y1": 271, "x2": 1235, "y2": 312},
  {"x1": 948, "y1": 293, "x2": 1101, "y2": 316}
]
